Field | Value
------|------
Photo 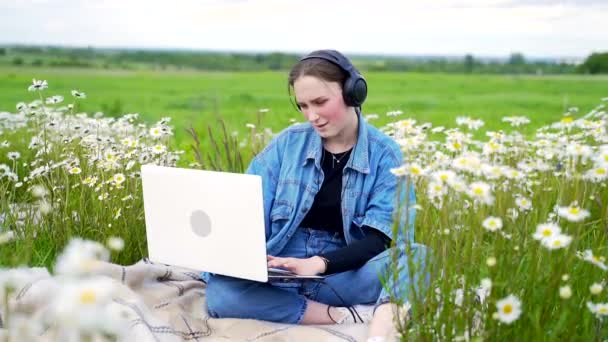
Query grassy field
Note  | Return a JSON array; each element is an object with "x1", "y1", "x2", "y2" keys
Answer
[
  {"x1": 1, "y1": 67, "x2": 608, "y2": 339},
  {"x1": 1, "y1": 67, "x2": 607, "y2": 151}
]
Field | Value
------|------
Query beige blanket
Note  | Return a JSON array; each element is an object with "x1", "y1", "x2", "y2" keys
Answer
[{"x1": 1, "y1": 259, "x2": 370, "y2": 341}]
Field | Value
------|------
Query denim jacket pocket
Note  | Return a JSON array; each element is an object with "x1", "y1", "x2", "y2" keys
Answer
[
  {"x1": 270, "y1": 202, "x2": 293, "y2": 221},
  {"x1": 269, "y1": 202, "x2": 293, "y2": 234}
]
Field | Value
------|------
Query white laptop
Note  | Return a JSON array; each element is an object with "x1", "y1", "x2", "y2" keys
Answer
[{"x1": 140, "y1": 164, "x2": 324, "y2": 283}]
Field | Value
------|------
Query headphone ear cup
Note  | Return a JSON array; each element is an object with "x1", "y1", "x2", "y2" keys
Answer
[
  {"x1": 352, "y1": 76, "x2": 367, "y2": 107},
  {"x1": 342, "y1": 76, "x2": 356, "y2": 107},
  {"x1": 343, "y1": 75, "x2": 367, "y2": 107}
]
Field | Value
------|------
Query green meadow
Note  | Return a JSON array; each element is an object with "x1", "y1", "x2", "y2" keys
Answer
[
  {"x1": 1, "y1": 67, "x2": 606, "y2": 153},
  {"x1": 2, "y1": 66, "x2": 608, "y2": 339}
]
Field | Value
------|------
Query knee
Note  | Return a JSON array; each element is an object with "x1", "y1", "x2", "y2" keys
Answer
[{"x1": 205, "y1": 274, "x2": 253, "y2": 318}]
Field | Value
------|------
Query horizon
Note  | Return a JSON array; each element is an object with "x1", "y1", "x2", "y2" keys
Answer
[{"x1": 0, "y1": 43, "x2": 588, "y2": 62}]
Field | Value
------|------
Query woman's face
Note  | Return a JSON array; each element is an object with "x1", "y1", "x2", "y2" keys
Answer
[{"x1": 293, "y1": 75, "x2": 353, "y2": 140}]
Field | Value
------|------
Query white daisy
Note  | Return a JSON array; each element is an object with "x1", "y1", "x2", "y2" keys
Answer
[
  {"x1": 514, "y1": 196, "x2": 532, "y2": 211},
  {"x1": 532, "y1": 222, "x2": 561, "y2": 242},
  {"x1": 431, "y1": 170, "x2": 457, "y2": 184},
  {"x1": 152, "y1": 144, "x2": 166, "y2": 154},
  {"x1": 502, "y1": 116, "x2": 531, "y2": 127},
  {"x1": 149, "y1": 126, "x2": 163, "y2": 138},
  {"x1": 7, "y1": 151, "x2": 20, "y2": 160},
  {"x1": 407, "y1": 163, "x2": 426, "y2": 177},
  {"x1": 82, "y1": 176, "x2": 98, "y2": 187},
  {"x1": 427, "y1": 181, "x2": 447, "y2": 199},
  {"x1": 483, "y1": 141, "x2": 506, "y2": 155},
  {"x1": 578, "y1": 250, "x2": 608, "y2": 271},
  {"x1": 482, "y1": 216, "x2": 503, "y2": 232},
  {"x1": 45, "y1": 95, "x2": 64, "y2": 104},
  {"x1": 590, "y1": 283, "x2": 603, "y2": 295},
  {"x1": 587, "y1": 302, "x2": 608, "y2": 317},
  {"x1": 482, "y1": 164, "x2": 504, "y2": 179},
  {"x1": 541, "y1": 233, "x2": 573, "y2": 250},
  {"x1": 584, "y1": 166, "x2": 608, "y2": 182},
  {"x1": 467, "y1": 181, "x2": 494, "y2": 205},
  {"x1": 112, "y1": 173, "x2": 126, "y2": 185},
  {"x1": 557, "y1": 204, "x2": 590, "y2": 222},
  {"x1": 68, "y1": 166, "x2": 82, "y2": 175},
  {"x1": 28, "y1": 79, "x2": 48, "y2": 92},
  {"x1": 494, "y1": 294, "x2": 522, "y2": 324},
  {"x1": 71, "y1": 90, "x2": 86, "y2": 98}
]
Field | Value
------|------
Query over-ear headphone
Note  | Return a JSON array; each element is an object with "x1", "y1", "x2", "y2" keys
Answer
[{"x1": 299, "y1": 49, "x2": 368, "y2": 108}]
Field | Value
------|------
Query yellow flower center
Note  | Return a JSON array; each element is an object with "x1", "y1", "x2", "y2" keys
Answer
[
  {"x1": 553, "y1": 240, "x2": 562, "y2": 247},
  {"x1": 568, "y1": 207, "x2": 580, "y2": 215},
  {"x1": 561, "y1": 117, "x2": 573, "y2": 123},
  {"x1": 473, "y1": 188, "x2": 483, "y2": 195},
  {"x1": 599, "y1": 307, "x2": 608, "y2": 314},
  {"x1": 503, "y1": 304, "x2": 513, "y2": 314},
  {"x1": 542, "y1": 229, "x2": 552, "y2": 237},
  {"x1": 596, "y1": 168, "x2": 606, "y2": 175},
  {"x1": 411, "y1": 167, "x2": 421, "y2": 175},
  {"x1": 453, "y1": 142, "x2": 462, "y2": 149},
  {"x1": 440, "y1": 175, "x2": 448, "y2": 181},
  {"x1": 79, "y1": 290, "x2": 97, "y2": 305}
]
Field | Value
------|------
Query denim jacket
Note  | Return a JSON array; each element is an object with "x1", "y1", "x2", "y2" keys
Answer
[{"x1": 249, "y1": 112, "x2": 416, "y2": 257}]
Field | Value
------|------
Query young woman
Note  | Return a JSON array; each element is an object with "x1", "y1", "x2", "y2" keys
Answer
[{"x1": 204, "y1": 50, "x2": 428, "y2": 341}]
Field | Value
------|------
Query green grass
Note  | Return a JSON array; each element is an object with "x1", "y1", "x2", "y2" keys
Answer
[
  {"x1": 1, "y1": 67, "x2": 608, "y2": 339},
  {"x1": 1, "y1": 67, "x2": 606, "y2": 151}
]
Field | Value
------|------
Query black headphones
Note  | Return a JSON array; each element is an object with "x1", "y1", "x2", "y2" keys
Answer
[{"x1": 298, "y1": 49, "x2": 368, "y2": 108}]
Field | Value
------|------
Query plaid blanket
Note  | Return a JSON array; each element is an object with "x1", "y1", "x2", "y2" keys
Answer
[{"x1": 1, "y1": 259, "x2": 369, "y2": 341}]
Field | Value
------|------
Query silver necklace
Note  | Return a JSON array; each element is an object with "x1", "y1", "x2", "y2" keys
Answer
[{"x1": 324, "y1": 149, "x2": 350, "y2": 168}]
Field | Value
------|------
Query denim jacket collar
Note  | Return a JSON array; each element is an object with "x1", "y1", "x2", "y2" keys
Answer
[{"x1": 303, "y1": 112, "x2": 370, "y2": 174}]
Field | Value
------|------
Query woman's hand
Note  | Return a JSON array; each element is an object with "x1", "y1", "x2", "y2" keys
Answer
[{"x1": 267, "y1": 255, "x2": 326, "y2": 276}]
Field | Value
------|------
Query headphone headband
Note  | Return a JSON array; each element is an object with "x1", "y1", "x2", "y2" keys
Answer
[{"x1": 298, "y1": 49, "x2": 367, "y2": 108}]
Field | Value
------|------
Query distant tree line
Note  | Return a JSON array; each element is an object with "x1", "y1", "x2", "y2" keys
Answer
[
  {"x1": 1, "y1": 45, "x2": 606, "y2": 74},
  {"x1": 577, "y1": 52, "x2": 608, "y2": 74}
]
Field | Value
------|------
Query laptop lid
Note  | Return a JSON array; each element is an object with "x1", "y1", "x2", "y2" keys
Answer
[{"x1": 141, "y1": 164, "x2": 269, "y2": 282}]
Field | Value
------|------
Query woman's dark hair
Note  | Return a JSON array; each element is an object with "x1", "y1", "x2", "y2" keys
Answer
[
  {"x1": 287, "y1": 58, "x2": 348, "y2": 106},
  {"x1": 288, "y1": 58, "x2": 347, "y2": 87}
]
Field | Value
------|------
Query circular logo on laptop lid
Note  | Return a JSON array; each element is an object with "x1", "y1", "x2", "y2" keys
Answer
[{"x1": 190, "y1": 210, "x2": 212, "y2": 237}]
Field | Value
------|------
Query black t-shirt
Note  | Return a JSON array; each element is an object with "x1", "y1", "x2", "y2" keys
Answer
[{"x1": 299, "y1": 147, "x2": 391, "y2": 275}]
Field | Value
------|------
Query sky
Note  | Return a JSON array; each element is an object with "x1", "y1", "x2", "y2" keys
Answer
[{"x1": 1, "y1": 0, "x2": 607, "y2": 59}]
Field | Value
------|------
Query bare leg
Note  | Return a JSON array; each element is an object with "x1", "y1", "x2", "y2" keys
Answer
[{"x1": 300, "y1": 300, "x2": 348, "y2": 325}]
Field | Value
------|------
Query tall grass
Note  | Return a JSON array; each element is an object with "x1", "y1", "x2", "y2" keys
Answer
[{"x1": 384, "y1": 105, "x2": 608, "y2": 340}]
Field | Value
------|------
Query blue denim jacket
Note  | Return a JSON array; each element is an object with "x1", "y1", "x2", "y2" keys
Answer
[{"x1": 249, "y1": 113, "x2": 416, "y2": 257}]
